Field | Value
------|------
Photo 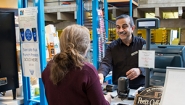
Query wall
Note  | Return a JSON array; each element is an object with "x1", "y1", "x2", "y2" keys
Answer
[
  {"x1": 160, "y1": 19, "x2": 185, "y2": 28},
  {"x1": 139, "y1": 0, "x2": 185, "y2": 4},
  {"x1": 45, "y1": 0, "x2": 76, "y2": 6},
  {"x1": 54, "y1": 21, "x2": 76, "y2": 30},
  {"x1": 139, "y1": 0, "x2": 185, "y2": 7},
  {"x1": 147, "y1": 0, "x2": 185, "y2": 3},
  {"x1": 136, "y1": 0, "x2": 185, "y2": 30},
  {"x1": 0, "y1": 0, "x2": 18, "y2": 8}
]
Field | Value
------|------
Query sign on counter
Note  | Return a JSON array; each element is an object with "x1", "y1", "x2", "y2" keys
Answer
[{"x1": 139, "y1": 50, "x2": 155, "y2": 68}]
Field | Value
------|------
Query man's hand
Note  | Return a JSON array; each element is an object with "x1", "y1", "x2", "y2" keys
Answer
[
  {"x1": 126, "y1": 68, "x2": 141, "y2": 80},
  {"x1": 98, "y1": 73, "x2": 104, "y2": 85}
]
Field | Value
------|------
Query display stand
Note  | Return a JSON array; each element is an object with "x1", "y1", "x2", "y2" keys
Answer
[{"x1": 136, "y1": 18, "x2": 160, "y2": 88}]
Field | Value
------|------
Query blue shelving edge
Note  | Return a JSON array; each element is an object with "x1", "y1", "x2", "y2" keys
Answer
[
  {"x1": 92, "y1": 0, "x2": 99, "y2": 69},
  {"x1": 34, "y1": 0, "x2": 47, "y2": 105},
  {"x1": 104, "y1": 0, "x2": 108, "y2": 40},
  {"x1": 76, "y1": 0, "x2": 83, "y2": 25},
  {"x1": 18, "y1": 0, "x2": 32, "y2": 105},
  {"x1": 129, "y1": 0, "x2": 133, "y2": 17}
]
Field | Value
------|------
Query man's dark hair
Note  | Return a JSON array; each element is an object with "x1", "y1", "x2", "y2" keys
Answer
[{"x1": 116, "y1": 14, "x2": 135, "y2": 27}]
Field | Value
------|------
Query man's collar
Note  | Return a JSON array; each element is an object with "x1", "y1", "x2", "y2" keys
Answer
[{"x1": 132, "y1": 34, "x2": 136, "y2": 43}]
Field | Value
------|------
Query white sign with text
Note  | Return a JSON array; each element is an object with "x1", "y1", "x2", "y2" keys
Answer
[
  {"x1": 21, "y1": 43, "x2": 41, "y2": 78},
  {"x1": 18, "y1": 7, "x2": 38, "y2": 43},
  {"x1": 139, "y1": 50, "x2": 155, "y2": 68}
]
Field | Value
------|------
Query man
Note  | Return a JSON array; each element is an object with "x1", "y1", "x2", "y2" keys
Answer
[{"x1": 98, "y1": 14, "x2": 146, "y2": 89}]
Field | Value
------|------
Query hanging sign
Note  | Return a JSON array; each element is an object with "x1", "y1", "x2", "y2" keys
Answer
[
  {"x1": 21, "y1": 43, "x2": 41, "y2": 78},
  {"x1": 19, "y1": 7, "x2": 41, "y2": 78},
  {"x1": 18, "y1": 7, "x2": 38, "y2": 43}
]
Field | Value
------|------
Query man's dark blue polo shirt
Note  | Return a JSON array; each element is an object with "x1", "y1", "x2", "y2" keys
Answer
[{"x1": 98, "y1": 35, "x2": 146, "y2": 89}]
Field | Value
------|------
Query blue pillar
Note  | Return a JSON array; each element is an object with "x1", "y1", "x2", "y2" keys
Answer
[
  {"x1": 76, "y1": 0, "x2": 84, "y2": 25},
  {"x1": 92, "y1": 0, "x2": 99, "y2": 69},
  {"x1": 104, "y1": 0, "x2": 109, "y2": 39},
  {"x1": 18, "y1": 0, "x2": 28, "y2": 7},
  {"x1": 129, "y1": 0, "x2": 133, "y2": 17},
  {"x1": 18, "y1": 1, "x2": 32, "y2": 105},
  {"x1": 34, "y1": 0, "x2": 48, "y2": 105},
  {"x1": 18, "y1": 0, "x2": 23, "y2": 8}
]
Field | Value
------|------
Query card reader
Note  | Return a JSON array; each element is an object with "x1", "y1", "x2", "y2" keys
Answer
[{"x1": 106, "y1": 84, "x2": 117, "y2": 92}]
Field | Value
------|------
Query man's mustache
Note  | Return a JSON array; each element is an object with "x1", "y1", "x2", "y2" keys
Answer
[{"x1": 118, "y1": 31, "x2": 126, "y2": 35}]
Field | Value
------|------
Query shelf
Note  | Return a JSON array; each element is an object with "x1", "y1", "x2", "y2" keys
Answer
[{"x1": 108, "y1": 0, "x2": 138, "y2": 7}]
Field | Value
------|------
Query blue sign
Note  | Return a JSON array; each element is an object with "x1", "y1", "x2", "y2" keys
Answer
[{"x1": 25, "y1": 29, "x2": 32, "y2": 41}]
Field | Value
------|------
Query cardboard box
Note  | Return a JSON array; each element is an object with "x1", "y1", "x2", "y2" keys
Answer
[
  {"x1": 180, "y1": 29, "x2": 185, "y2": 42},
  {"x1": 181, "y1": 36, "x2": 185, "y2": 42},
  {"x1": 180, "y1": 42, "x2": 185, "y2": 45}
]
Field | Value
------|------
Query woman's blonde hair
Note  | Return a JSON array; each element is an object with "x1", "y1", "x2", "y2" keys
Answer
[{"x1": 50, "y1": 24, "x2": 90, "y2": 85}]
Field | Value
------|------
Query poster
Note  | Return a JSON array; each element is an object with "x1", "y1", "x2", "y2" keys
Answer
[
  {"x1": 18, "y1": 7, "x2": 38, "y2": 43},
  {"x1": 19, "y1": 7, "x2": 41, "y2": 78},
  {"x1": 21, "y1": 43, "x2": 41, "y2": 78}
]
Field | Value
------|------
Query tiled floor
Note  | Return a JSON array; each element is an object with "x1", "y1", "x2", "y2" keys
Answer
[{"x1": 0, "y1": 90, "x2": 23, "y2": 105}]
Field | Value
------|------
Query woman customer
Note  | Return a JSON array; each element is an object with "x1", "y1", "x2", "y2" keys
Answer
[{"x1": 42, "y1": 24, "x2": 111, "y2": 105}]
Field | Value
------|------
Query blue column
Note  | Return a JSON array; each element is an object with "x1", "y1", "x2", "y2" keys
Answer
[
  {"x1": 76, "y1": 0, "x2": 84, "y2": 25},
  {"x1": 92, "y1": 0, "x2": 99, "y2": 69},
  {"x1": 129, "y1": 0, "x2": 133, "y2": 17},
  {"x1": 18, "y1": 0, "x2": 23, "y2": 8},
  {"x1": 18, "y1": 0, "x2": 31, "y2": 105},
  {"x1": 19, "y1": 0, "x2": 28, "y2": 7},
  {"x1": 104, "y1": 0, "x2": 109, "y2": 39},
  {"x1": 34, "y1": 0, "x2": 48, "y2": 105}
]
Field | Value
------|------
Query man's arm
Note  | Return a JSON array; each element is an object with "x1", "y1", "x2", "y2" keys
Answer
[{"x1": 98, "y1": 44, "x2": 113, "y2": 83}]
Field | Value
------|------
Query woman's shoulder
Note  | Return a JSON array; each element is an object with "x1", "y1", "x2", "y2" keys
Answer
[
  {"x1": 82, "y1": 62, "x2": 98, "y2": 75},
  {"x1": 84, "y1": 62, "x2": 95, "y2": 69},
  {"x1": 42, "y1": 60, "x2": 53, "y2": 77}
]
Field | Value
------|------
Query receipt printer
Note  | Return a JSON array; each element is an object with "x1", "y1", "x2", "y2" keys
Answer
[{"x1": 106, "y1": 84, "x2": 117, "y2": 92}]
